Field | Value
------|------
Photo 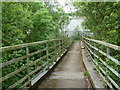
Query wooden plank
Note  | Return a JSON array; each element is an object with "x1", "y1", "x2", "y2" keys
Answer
[
  {"x1": 0, "y1": 38, "x2": 70, "y2": 52},
  {"x1": 30, "y1": 49, "x2": 58, "y2": 75},
  {"x1": 83, "y1": 42, "x2": 119, "y2": 89},
  {"x1": 84, "y1": 40, "x2": 120, "y2": 65},
  {"x1": 83, "y1": 36, "x2": 120, "y2": 51},
  {"x1": 31, "y1": 62, "x2": 49, "y2": 85},
  {"x1": 82, "y1": 42, "x2": 105, "y2": 88},
  {"x1": 1, "y1": 65, "x2": 27, "y2": 82},
  {"x1": 20, "y1": 80, "x2": 30, "y2": 88},
  {"x1": 1, "y1": 38, "x2": 70, "y2": 89},
  {"x1": 7, "y1": 49, "x2": 58, "y2": 88},
  {"x1": 1, "y1": 43, "x2": 60, "y2": 68},
  {"x1": 1, "y1": 47, "x2": 58, "y2": 82},
  {"x1": 84, "y1": 42, "x2": 120, "y2": 79},
  {"x1": 85, "y1": 43, "x2": 112, "y2": 88},
  {"x1": 8, "y1": 63, "x2": 46, "y2": 89},
  {"x1": 0, "y1": 48, "x2": 46, "y2": 68},
  {"x1": 31, "y1": 43, "x2": 67, "y2": 85},
  {"x1": 26, "y1": 46, "x2": 30, "y2": 85},
  {"x1": 94, "y1": 66, "x2": 114, "y2": 89},
  {"x1": 99, "y1": 66, "x2": 120, "y2": 89},
  {"x1": 8, "y1": 74, "x2": 29, "y2": 88},
  {"x1": 30, "y1": 50, "x2": 56, "y2": 66},
  {"x1": 31, "y1": 50, "x2": 61, "y2": 85}
]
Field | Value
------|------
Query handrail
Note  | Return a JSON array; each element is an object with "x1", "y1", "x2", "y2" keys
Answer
[
  {"x1": 84, "y1": 40, "x2": 120, "y2": 65},
  {"x1": 82, "y1": 36, "x2": 120, "y2": 89},
  {"x1": 1, "y1": 37, "x2": 73, "y2": 89},
  {"x1": 82, "y1": 36, "x2": 120, "y2": 51},
  {"x1": 0, "y1": 38, "x2": 69, "y2": 52},
  {"x1": 0, "y1": 43, "x2": 60, "y2": 68}
]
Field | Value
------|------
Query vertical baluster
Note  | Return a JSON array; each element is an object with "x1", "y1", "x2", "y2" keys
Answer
[
  {"x1": 67, "y1": 38, "x2": 69, "y2": 48},
  {"x1": 61, "y1": 40, "x2": 63, "y2": 52},
  {"x1": 88, "y1": 40, "x2": 91, "y2": 51},
  {"x1": 54, "y1": 41, "x2": 56, "y2": 49},
  {"x1": 59, "y1": 40, "x2": 61, "y2": 55},
  {"x1": 45, "y1": 42, "x2": 49, "y2": 69},
  {"x1": 67, "y1": 38, "x2": 68, "y2": 48},
  {"x1": 63, "y1": 39, "x2": 65, "y2": 52},
  {"x1": 60, "y1": 40, "x2": 62, "y2": 53},
  {"x1": 46, "y1": 42, "x2": 49, "y2": 59},
  {"x1": 63, "y1": 39, "x2": 65, "y2": 51},
  {"x1": 26, "y1": 46, "x2": 30, "y2": 86},
  {"x1": 94, "y1": 43, "x2": 96, "y2": 60},
  {"x1": 64, "y1": 39, "x2": 67, "y2": 50},
  {"x1": 107, "y1": 47, "x2": 110, "y2": 55},
  {"x1": 106, "y1": 47, "x2": 110, "y2": 78},
  {"x1": 59, "y1": 40, "x2": 61, "y2": 50},
  {"x1": 54, "y1": 41, "x2": 57, "y2": 59},
  {"x1": 65, "y1": 39, "x2": 66, "y2": 49}
]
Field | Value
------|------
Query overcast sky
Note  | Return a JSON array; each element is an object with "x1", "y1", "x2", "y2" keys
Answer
[
  {"x1": 57, "y1": 0, "x2": 84, "y2": 31},
  {"x1": 67, "y1": 19, "x2": 84, "y2": 31},
  {"x1": 57, "y1": 0, "x2": 77, "y2": 13}
]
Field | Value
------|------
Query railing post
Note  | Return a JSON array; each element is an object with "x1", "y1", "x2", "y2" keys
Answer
[
  {"x1": 54, "y1": 41, "x2": 56, "y2": 49},
  {"x1": 46, "y1": 42, "x2": 49, "y2": 59},
  {"x1": 59, "y1": 40, "x2": 61, "y2": 54},
  {"x1": 62, "y1": 39, "x2": 64, "y2": 51},
  {"x1": 65, "y1": 39, "x2": 69, "y2": 50},
  {"x1": 26, "y1": 46, "x2": 30, "y2": 86},
  {"x1": 82, "y1": 36, "x2": 85, "y2": 46},
  {"x1": 54, "y1": 40, "x2": 57, "y2": 59},
  {"x1": 107, "y1": 47, "x2": 110, "y2": 55},
  {"x1": 64, "y1": 39, "x2": 66, "y2": 50},
  {"x1": 61, "y1": 40, "x2": 63, "y2": 52},
  {"x1": 94, "y1": 43, "x2": 96, "y2": 60},
  {"x1": 59, "y1": 40, "x2": 61, "y2": 49},
  {"x1": 106, "y1": 47, "x2": 110, "y2": 75},
  {"x1": 89, "y1": 40, "x2": 91, "y2": 45}
]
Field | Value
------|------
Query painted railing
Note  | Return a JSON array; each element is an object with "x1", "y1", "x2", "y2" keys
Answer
[
  {"x1": 82, "y1": 36, "x2": 120, "y2": 89},
  {"x1": 0, "y1": 37, "x2": 72, "y2": 89}
]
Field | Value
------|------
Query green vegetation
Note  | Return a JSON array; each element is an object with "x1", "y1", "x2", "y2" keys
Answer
[
  {"x1": 73, "y1": 2, "x2": 120, "y2": 89},
  {"x1": 83, "y1": 71, "x2": 88, "y2": 76},
  {"x1": 2, "y1": 2, "x2": 70, "y2": 46},
  {"x1": 1, "y1": 1, "x2": 120, "y2": 89},
  {"x1": 73, "y1": 2, "x2": 120, "y2": 45},
  {"x1": 2, "y1": 2, "x2": 70, "y2": 89}
]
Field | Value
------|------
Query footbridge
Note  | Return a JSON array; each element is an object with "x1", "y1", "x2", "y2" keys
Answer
[{"x1": 1, "y1": 36, "x2": 120, "y2": 89}]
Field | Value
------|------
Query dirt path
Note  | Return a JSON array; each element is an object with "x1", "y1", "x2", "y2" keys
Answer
[{"x1": 38, "y1": 42, "x2": 92, "y2": 88}]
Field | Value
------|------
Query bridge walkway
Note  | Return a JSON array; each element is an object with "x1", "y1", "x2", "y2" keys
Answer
[{"x1": 37, "y1": 42, "x2": 92, "y2": 88}]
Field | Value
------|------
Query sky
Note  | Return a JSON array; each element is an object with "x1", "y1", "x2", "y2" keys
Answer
[
  {"x1": 57, "y1": 0, "x2": 77, "y2": 13},
  {"x1": 67, "y1": 19, "x2": 84, "y2": 31},
  {"x1": 57, "y1": 0, "x2": 84, "y2": 31}
]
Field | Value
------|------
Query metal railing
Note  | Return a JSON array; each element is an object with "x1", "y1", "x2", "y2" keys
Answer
[
  {"x1": 82, "y1": 36, "x2": 120, "y2": 89},
  {"x1": 0, "y1": 37, "x2": 72, "y2": 89}
]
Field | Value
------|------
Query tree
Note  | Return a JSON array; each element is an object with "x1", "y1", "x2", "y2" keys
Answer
[{"x1": 73, "y1": 2, "x2": 120, "y2": 45}]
